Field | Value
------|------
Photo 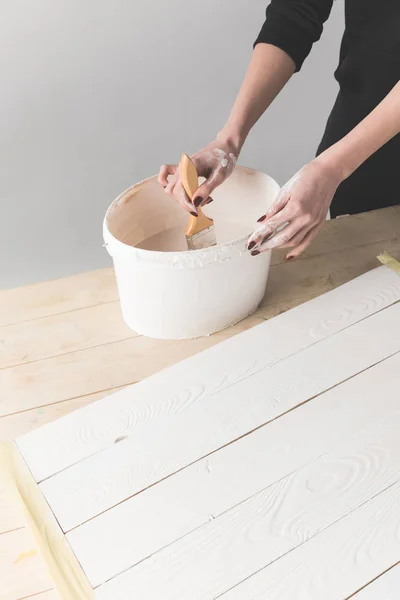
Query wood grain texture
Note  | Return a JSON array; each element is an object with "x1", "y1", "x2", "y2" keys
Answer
[
  {"x1": 23, "y1": 592, "x2": 60, "y2": 600},
  {"x1": 0, "y1": 387, "x2": 129, "y2": 443},
  {"x1": 0, "y1": 269, "x2": 117, "y2": 328},
  {"x1": 94, "y1": 414, "x2": 400, "y2": 598},
  {"x1": 0, "y1": 303, "x2": 135, "y2": 370},
  {"x1": 67, "y1": 353, "x2": 400, "y2": 587},
  {"x1": 351, "y1": 563, "x2": 400, "y2": 599},
  {"x1": 270, "y1": 205, "x2": 400, "y2": 266},
  {"x1": 39, "y1": 302, "x2": 400, "y2": 532},
  {"x1": 0, "y1": 331, "x2": 236, "y2": 419},
  {"x1": 17, "y1": 266, "x2": 400, "y2": 483},
  {"x1": 0, "y1": 528, "x2": 53, "y2": 600},
  {"x1": 263, "y1": 237, "x2": 400, "y2": 310},
  {"x1": 221, "y1": 482, "x2": 400, "y2": 600}
]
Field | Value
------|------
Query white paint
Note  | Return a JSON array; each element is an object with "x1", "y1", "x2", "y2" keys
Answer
[
  {"x1": 103, "y1": 167, "x2": 280, "y2": 339},
  {"x1": 38, "y1": 302, "x2": 400, "y2": 531},
  {"x1": 14, "y1": 266, "x2": 400, "y2": 598},
  {"x1": 16, "y1": 266, "x2": 400, "y2": 483},
  {"x1": 220, "y1": 482, "x2": 400, "y2": 600},
  {"x1": 66, "y1": 353, "x2": 400, "y2": 587},
  {"x1": 352, "y1": 563, "x2": 400, "y2": 599},
  {"x1": 94, "y1": 414, "x2": 400, "y2": 598}
]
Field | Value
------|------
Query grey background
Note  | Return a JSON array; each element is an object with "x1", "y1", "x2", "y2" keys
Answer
[{"x1": 1, "y1": 0, "x2": 344, "y2": 289}]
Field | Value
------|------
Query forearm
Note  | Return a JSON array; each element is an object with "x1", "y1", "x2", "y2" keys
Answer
[
  {"x1": 317, "y1": 81, "x2": 400, "y2": 181},
  {"x1": 218, "y1": 44, "x2": 295, "y2": 149}
]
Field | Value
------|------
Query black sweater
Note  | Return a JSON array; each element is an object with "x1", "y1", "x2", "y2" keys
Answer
[{"x1": 254, "y1": 0, "x2": 400, "y2": 216}]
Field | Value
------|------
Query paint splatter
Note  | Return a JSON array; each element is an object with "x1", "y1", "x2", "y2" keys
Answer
[{"x1": 14, "y1": 549, "x2": 37, "y2": 563}]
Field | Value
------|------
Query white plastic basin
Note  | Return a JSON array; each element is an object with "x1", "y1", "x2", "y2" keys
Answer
[{"x1": 104, "y1": 166, "x2": 280, "y2": 339}]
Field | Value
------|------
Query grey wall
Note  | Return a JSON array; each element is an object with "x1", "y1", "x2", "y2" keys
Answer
[{"x1": 1, "y1": 0, "x2": 344, "y2": 289}]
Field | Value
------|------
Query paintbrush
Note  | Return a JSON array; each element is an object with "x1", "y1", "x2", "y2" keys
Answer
[{"x1": 179, "y1": 153, "x2": 217, "y2": 251}]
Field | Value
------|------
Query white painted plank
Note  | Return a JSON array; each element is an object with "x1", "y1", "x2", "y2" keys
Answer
[
  {"x1": 40, "y1": 302, "x2": 400, "y2": 531},
  {"x1": 94, "y1": 416, "x2": 400, "y2": 599},
  {"x1": 17, "y1": 266, "x2": 400, "y2": 482},
  {"x1": 220, "y1": 483, "x2": 400, "y2": 600},
  {"x1": 352, "y1": 563, "x2": 400, "y2": 599},
  {"x1": 67, "y1": 353, "x2": 400, "y2": 586}
]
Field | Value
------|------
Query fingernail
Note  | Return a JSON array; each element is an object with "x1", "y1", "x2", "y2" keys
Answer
[
  {"x1": 247, "y1": 241, "x2": 256, "y2": 251},
  {"x1": 190, "y1": 211, "x2": 198, "y2": 217},
  {"x1": 257, "y1": 215, "x2": 266, "y2": 223},
  {"x1": 205, "y1": 197, "x2": 214, "y2": 205},
  {"x1": 194, "y1": 197, "x2": 203, "y2": 208},
  {"x1": 251, "y1": 250, "x2": 261, "y2": 256},
  {"x1": 286, "y1": 254, "x2": 294, "y2": 261},
  {"x1": 261, "y1": 234, "x2": 273, "y2": 245}
]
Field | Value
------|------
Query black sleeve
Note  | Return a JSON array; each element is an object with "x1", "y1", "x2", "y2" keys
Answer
[{"x1": 254, "y1": 0, "x2": 334, "y2": 72}]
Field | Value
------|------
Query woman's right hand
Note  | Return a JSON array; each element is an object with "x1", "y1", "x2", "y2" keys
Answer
[{"x1": 158, "y1": 138, "x2": 241, "y2": 215}]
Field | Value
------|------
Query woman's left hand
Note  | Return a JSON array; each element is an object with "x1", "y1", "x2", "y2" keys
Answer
[{"x1": 247, "y1": 159, "x2": 342, "y2": 259}]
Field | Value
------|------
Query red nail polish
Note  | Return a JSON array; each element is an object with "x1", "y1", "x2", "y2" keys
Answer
[
  {"x1": 190, "y1": 211, "x2": 198, "y2": 217},
  {"x1": 247, "y1": 241, "x2": 256, "y2": 251},
  {"x1": 286, "y1": 255, "x2": 294, "y2": 261},
  {"x1": 257, "y1": 215, "x2": 267, "y2": 223},
  {"x1": 251, "y1": 250, "x2": 261, "y2": 256},
  {"x1": 194, "y1": 197, "x2": 203, "y2": 208}
]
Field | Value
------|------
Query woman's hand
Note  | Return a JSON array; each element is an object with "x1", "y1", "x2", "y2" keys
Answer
[
  {"x1": 247, "y1": 159, "x2": 342, "y2": 259},
  {"x1": 158, "y1": 137, "x2": 240, "y2": 214}
]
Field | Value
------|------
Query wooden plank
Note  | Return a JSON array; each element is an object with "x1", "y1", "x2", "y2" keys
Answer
[
  {"x1": 351, "y1": 563, "x2": 400, "y2": 599},
  {"x1": 23, "y1": 592, "x2": 60, "y2": 600},
  {"x1": 94, "y1": 415, "x2": 400, "y2": 598},
  {"x1": 66, "y1": 352, "x2": 400, "y2": 586},
  {"x1": 0, "y1": 387, "x2": 129, "y2": 443},
  {"x1": 0, "y1": 485, "x2": 22, "y2": 534},
  {"x1": 263, "y1": 236, "x2": 400, "y2": 310},
  {"x1": 16, "y1": 266, "x2": 400, "y2": 483},
  {"x1": 0, "y1": 269, "x2": 117, "y2": 328},
  {"x1": 40, "y1": 302, "x2": 400, "y2": 531},
  {"x1": 221, "y1": 483, "x2": 400, "y2": 600},
  {"x1": 0, "y1": 331, "x2": 237, "y2": 419},
  {"x1": 0, "y1": 528, "x2": 53, "y2": 600},
  {"x1": 0, "y1": 303, "x2": 135, "y2": 370},
  {"x1": 270, "y1": 205, "x2": 400, "y2": 266}
]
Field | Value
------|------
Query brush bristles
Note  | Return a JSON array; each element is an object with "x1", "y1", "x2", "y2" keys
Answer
[{"x1": 186, "y1": 225, "x2": 217, "y2": 251}]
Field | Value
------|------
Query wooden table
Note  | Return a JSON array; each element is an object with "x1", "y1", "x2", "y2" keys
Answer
[{"x1": 1, "y1": 206, "x2": 399, "y2": 600}]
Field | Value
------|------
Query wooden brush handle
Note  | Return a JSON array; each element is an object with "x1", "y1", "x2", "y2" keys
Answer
[{"x1": 179, "y1": 153, "x2": 214, "y2": 237}]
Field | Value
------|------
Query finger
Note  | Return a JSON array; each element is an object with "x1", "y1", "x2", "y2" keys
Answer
[
  {"x1": 174, "y1": 181, "x2": 198, "y2": 216},
  {"x1": 192, "y1": 165, "x2": 226, "y2": 207},
  {"x1": 247, "y1": 205, "x2": 291, "y2": 250},
  {"x1": 286, "y1": 222, "x2": 324, "y2": 259},
  {"x1": 256, "y1": 191, "x2": 289, "y2": 224},
  {"x1": 257, "y1": 220, "x2": 305, "y2": 251},
  {"x1": 158, "y1": 164, "x2": 177, "y2": 187}
]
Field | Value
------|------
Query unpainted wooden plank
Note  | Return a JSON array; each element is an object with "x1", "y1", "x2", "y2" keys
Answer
[
  {"x1": 40, "y1": 302, "x2": 400, "y2": 531},
  {"x1": 0, "y1": 528, "x2": 52, "y2": 600},
  {"x1": 16, "y1": 266, "x2": 400, "y2": 483},
  {"x1": 0, "y1": 483, "x2": 22, "y2": 533},
  {"x1": 22, "y1": 592, "x2": 60, "y2": 600},
  {"x1": 0, "y1": 302, "x2": 134, "y2": 370},
  {"x1": 94, "y1": 415, "x2": 400, "y2": 598},
  {"x1": 271, "y1": 205, "x2": 400, "y2": 266},
  {"x1": 221, "y1": 483, "x2": 400, "y2": 600},
  {"x1": 351, "y1": 563, "x2": 400, "y2": 599},
  {"x1": 0, "y1": 387, "x2": 129, "y2": 443},
  {"x1": 0, "y1": 269, "x2": 117, "y2": 328},
  {"x1": 0, "y1": 331, "x2": 236, "y2": 419},
  {"x1": 67, "y1": 353, "x2": 400, "y2": 586},
  {"x1": 263, "y1": 237, "x2": 400, "y2": 309}
]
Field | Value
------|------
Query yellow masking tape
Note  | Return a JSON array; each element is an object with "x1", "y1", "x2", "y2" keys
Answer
[
  {"x1": 377, "y1": 252, "x2": 400, "y2": 276},
  {"x1": 0, "y1": 442, "x2": 94, "y2": 600}
]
